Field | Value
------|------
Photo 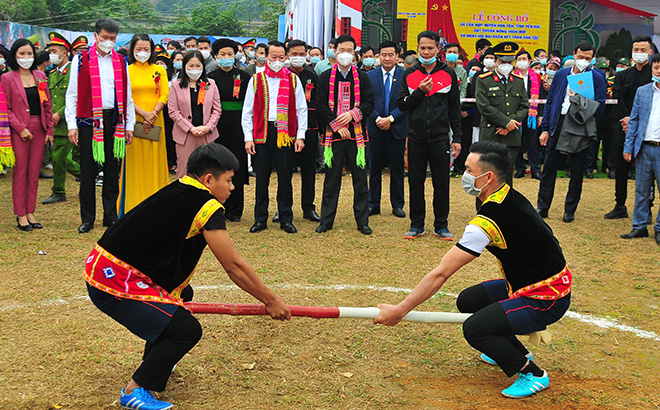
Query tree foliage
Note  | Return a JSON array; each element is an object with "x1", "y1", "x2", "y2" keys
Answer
[
  {"x1": 597, "y1": 28, "x2": 633, "y2": 65},
  {"x1": 161, "y1": 2, "x2": 244, "y2": 36},
  {"x1": 256, "y1": 0, "x2": 285, "y2": 40}
]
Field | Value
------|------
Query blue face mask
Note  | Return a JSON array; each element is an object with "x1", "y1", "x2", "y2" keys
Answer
[
  {"x1": 653, "y1": 76, "x2": 660, "y2": 84},
  {"x1": 217, "y1": 57, "x2": 234, "y2": 68},
  {"x1": 418, "y1": 55, "x2": 437, "y2": 65},
  {"x1": 590, "y1": 58, "x2": 596, "y2": 66},
  {"x1": 539, "y1": 58, "x2": 547, "y2": 65},
  {"x1": 173, "y1": 61, "x2": 182, "y2": 70},
  {"x1": 310, "y1": 56, "x2": 321, "y2": 64},
  {"x1": 362, "y1": 57, "x2": 375, "y2": 67},
  {"x1": 248, "y1": 51, "x2": 255, "y2": 59},
  {"x1": 616, "y1": 67, "x2": 626, "y2": 73},
  {"x1": 328, "y1": 49, "x2": 335, "y2": 59},
  {"x1": 445, "y1": 53, "x2": 458, "y2": 63},
  {"x1": 468, "y1": 70, "x2": 476, "y2": 78}
]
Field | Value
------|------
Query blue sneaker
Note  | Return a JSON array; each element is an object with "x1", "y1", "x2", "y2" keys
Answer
[
  {"x1": 404, "y1": 227, "x2": 425, "y2": 240},
  {"x1": 120, "y1": 387, "x2": 173, "y2": 410},
  {"x1": 433, "y1": 227, "x2": 453, "y2": 241},
  {"x1": 501, "y1": 370, "x2": 549, "y2": 398},
  {"x1": 480, "y1": 352, "x2": 533, "y2": 366}
]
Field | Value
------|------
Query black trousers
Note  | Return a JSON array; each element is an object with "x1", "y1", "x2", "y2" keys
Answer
[
  {"x1": 407, "y1": 138, "x2": 450, "y2": 230},
  {"x1": 78, "y1": 114, "x2": 120, "y2": 225},
  {"x1": 613, "y1": 128, "x2": 633, "y2": 207},
  {"x1": 88, "y1": 285, "x2": 201, "y2": 392},
  {"x1": 515, "y1": 122, "x2": 541, "y2": 174},
  {"x1": 319, "y1": 139, "x2": 369, "y2": 228},
  {"x1": 296, "y1": 129, "x2": 318, "y2": 213},
  {"x1": 537, "y1": 116, "x2": 588, "y2": 214},
  {"x1": 452, "y1": 115, "x2": 474, "y2": 175},
  {"x1": 223, "y1": 181, "x2": 245, "y2": 220},
  {"x1": 367, "y1": 130, "x2": 406, "y2": 209},
  {"x1": 253, "y1": 124, "x2": 294, "y2": 224}
]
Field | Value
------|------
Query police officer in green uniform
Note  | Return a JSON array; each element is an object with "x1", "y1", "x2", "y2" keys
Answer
[
  {"x1": 42, "y1": 32, "x2": 80, "y2": 204},
  {"x1": 475, "y1": 41, "x2": 529, "y2": 186}
]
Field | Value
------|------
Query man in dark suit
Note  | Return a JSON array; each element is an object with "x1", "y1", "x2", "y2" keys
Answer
[
  {"x1": 366, "y1": 41, "x2": 408, "y2": 218},
  {"x1": 537, "y1": 41, "x2": 607, "y2": 223}
]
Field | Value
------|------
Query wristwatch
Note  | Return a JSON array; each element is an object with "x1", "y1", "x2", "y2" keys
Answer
[{"x1": 388, "y1": 115, "x2": 394, "y2": 123}]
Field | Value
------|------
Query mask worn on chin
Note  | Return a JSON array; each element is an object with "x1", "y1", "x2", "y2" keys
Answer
[
  {"x1": 483, "y1": 58, "x2": 495, "y2": 69},
  {"x1": 652, "y1": 75, "x2": 660, "y2": 84},
  {"x1": 337, "y1": 52, "x2": 353, "y2": 67},
  {"x1": 461, "y1": 171, "x2": 489, "y2": 196},
  {"x1": 268, "y1": 60, "x2": 284, "y2": 73},
  {"x1": 516, "y1": 60, "x2": 529, "y2": 70},
  {"x1": 445, "y1": 53, "x2": 458, "y2": 63},
  {"x1": 418, "y1": 55, "x2": 437, "y2": 65},
  {"x1": 256, "y1": 55, "x2": 267, "y2": 64},
  {"x1": 328, "y1": 49, "x2": 336, "y2": 59},
  {"x1": 173, "y1": 61, "x2": 182, "y2": 70},
  {"x1": 574, "y1": 59, "x2": 590, "y2": 72},
  {"x1": 309, "y1": 56, "x2": 321, "y2": 65},
  {"x1": 49, "y1": 53, "x2": 63, "y2": 66},
  {"x1": 187, "y1": 69, "x2": 203, "y2": 81},
  {"x1": 200, "y1": 49, "x2": 211, "y2": 60},
  {"x1": 362, "y1": 57, "x2": 375, "y2": 67},
  {"x1": 97, "y1": 40, "x2": 115, "y2": 54},
  {"x1": 289, "y1": 56, "x2": 306, "y2": 68},
  {"x1": 631, "y1": 53, "x2": 649, "y2": 65},
  {"x1": 217, "y1": 58, "x2": 234, "y2": 68},
  {"x1": 134, "y1": 51, "x2": 150, "y2": 63},
  {"x1": 17, "y1": 58, "x2": 34, "y2": 69},
  {"x1": 497, "y1": 63, "x2": 513, "y2": 77}
]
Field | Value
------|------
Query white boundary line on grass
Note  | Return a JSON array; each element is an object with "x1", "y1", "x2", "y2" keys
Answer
[{"x1": 1, "y1": 283, "x2": 658, "y2": 342}]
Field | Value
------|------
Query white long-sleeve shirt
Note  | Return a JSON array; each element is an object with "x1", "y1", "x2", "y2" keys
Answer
[
  {"x1": 65, "y1": 52, "x2": 136, "y2": 132},
  {"x1": 241, "y1": 74, "x2": 308, "y2": 142}
]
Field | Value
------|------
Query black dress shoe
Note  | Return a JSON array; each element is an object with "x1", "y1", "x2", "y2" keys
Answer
[
  {"x1": 585, "y1": 170, "x2": 594, "y2": 179},
  {"x1": 604, "y1": 205, "x2": 628, "y2": 219},
  {"x1": 78, "y1": 222, "x2": 94, "y2": 233},
  {"x1": 392, "y1": 208, "x2": 406, "y2": 218},
  {"x1": 358, "y1": 225, "x2": 372, "y2": 235},
  {"x1": 303, "y1": 210, "x2": 321, "y2": 222},
  {"x1": 537, "y1": 208, "x2": 548, "y2": 218},
  {"x1": 272, "y1": 212, "x2": 280, "y2": 223},
  {"x1": 39, "y1": 171, "x2": 53, "y2": 179},
  {"x1": 607, "y1": 170, "x2": 616, "y2": 179},
  {"x1": 368, "y1": 206, "x2": 380, "y2": 216},
  {"x1": 532, "y1": 171, "x2": 542, "y2": 180},
  {"x1": 655, "y1": 231, "x2": 660, "y2": 245},
  {"x1": 102, "y1": 220, "x2": 117, "y2": 228},
  {"x1": 17, "y1": 217, "x2": 33, "y2": 232},
  {"x1": 29, "y1": 221, "x2": 43, "y2": 229},
  {"x1": 249, "y1": 222, "x2": 267, "y2": 233},
  {"x1": 315, "y1": 224, "x2": 330, "y2": 233},
  {"x1": 42, "y1": 194, "x2": 67, "y2": 205},
  {"x1": 621, "y1": 228, "x2": 649, "y2": 239},
  {"x1": 562, "y1": 212, "x2": 575, "y2": 223},
  {"x1": 514, "y1": 170, "x2": 526, "y2": 178},
  {"x1": 226, "y1": 214, "x2": 241, "y2": 222},
  {"x1": 280, "y1": 222, "x2": 297, "y2": 234}
]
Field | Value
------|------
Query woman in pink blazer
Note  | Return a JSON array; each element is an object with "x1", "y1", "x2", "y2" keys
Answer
[
  {"x1": 1, "y1": 38, "x2": 54, "y2": 231},
  {"x1": 167, "y1": 50, "x2": 221, "y2": 178}
]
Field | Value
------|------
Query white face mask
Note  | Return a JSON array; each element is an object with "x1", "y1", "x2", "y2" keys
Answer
[
  {"x1": 236, "y1": 52, "x2": 244, "y2": 61},
  {"x1": 461, "y1": 171, "x2": 489, "y2": 197},
  {"x1": 256, "y1": 55, "x2": 266, "y2": 64},
  {"x1": 187, "y1": 69, "x2": 203, "y2": 81},
  {"x1": 268, "y1": 60, "x2": 284, "y2": 73},
  {"x1": 134, "y1": 51, "x2": 150, "y2": 63},
  {"x1": 516, "y1": 60, "x2": 529, "y2": 71},
  {"x1": 497, "y1": 63, "x2": 513, "y2": 77},
  {"x1": 546, "y1": 69, "x2": 556, "y2": 78},
  {"x1": 17, "y1": 58, "x2": 34, "y2": 69},
  {"x1": 337, "y1": 52, "x2": 353, "y2": 67},
  {"x1": 49, "y1": 53, "x2": 63, "y2": 66},
  {"x1": 0, "y1": 58, "x2": 5, "y2": 66},
  {"x1": 200, "y1": 49, "x2": 211, "y2": 60},
  {"x1": 631, "y1": 52, "x2": 649, "y2": 65},
  {"x1": 289, "y1": 56, "x2": 306, "y2": 68},
  {"x1": 284, "y1": 59, "x2": 290, "y2": 68},
  {"x1": 574, "y1": 59, "x2": 590, "y2": 72},
  {"x1": 483, "y1": 58, "x2": 495, "y2": 69},
  {"x1": 97, "y1": 40, "x2": 115, "y2": 54}
]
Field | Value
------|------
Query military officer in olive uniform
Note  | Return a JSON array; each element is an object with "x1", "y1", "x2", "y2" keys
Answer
[
  {"x1": 42, "y1": 32, "x2": 80, "y2": 204},
  {"x1": 475, "y1": 41, "x2": 529, "y2": 186}
]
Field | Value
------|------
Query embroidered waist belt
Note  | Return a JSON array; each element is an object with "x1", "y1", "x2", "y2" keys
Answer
[
  {"x1": 84, "y1": 244, "x2": 184, "y2": 307},
  {"x1": 510, "y1": 265, "x2": 572, "y2": 300}
]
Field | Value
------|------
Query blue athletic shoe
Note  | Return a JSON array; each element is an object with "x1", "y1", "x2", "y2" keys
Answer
[
  {"x1": 433, "y1": 227, "x2": 453, "y2": 241},
  {"x1": 480, "y1": 352, "x2": 533, "y2": 366},
  {"x1": 501, "y1": 370, "x2": 549, "y2": 398},
  {"x1": 404, "y1": 227, "x2": 425, "y2": 240},
  {"x1": 120, "y1": 387, "x2": 173, "y2": 410}
]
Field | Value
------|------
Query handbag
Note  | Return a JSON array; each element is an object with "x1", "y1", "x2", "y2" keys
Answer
[{"x1": 133, "y1": 122, "x2": 162, "y2": 142}]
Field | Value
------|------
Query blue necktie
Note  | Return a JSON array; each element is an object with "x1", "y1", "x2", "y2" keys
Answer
[{"x1": 384, "y1": 72, "x2": 391, "y2": 116}]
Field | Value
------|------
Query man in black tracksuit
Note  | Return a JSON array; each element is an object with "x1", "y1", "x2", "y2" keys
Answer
[{"x1": 398, "y1": 30, "x2": 462, "y2": 240}]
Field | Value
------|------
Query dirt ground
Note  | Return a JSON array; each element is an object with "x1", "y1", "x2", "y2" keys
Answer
[{"x1": 0, "y1": 169, "x2": 659, "y2": 409}]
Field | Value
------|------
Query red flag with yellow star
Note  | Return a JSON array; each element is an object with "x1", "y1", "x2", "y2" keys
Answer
[{"x1": 427, "y1": 1, "x2": 459, "y2": 47}]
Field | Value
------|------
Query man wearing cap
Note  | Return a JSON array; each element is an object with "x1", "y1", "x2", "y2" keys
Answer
[
  {"x1": 42, "y1": 32, "x2": 81, "y2": 205},
  {"x1": 243, "y1": 38, "x2": 256, "y2": 64},
  {"x1": 244, "y1": 43, "x2": 268, "y2": 76},
  {"x1": 207, "y1": 38, "x2": 252, "y2": 222},
  {"x1": 476, "y1": 41, "x2": 529, "y2": 187},
  {"x1": 72, "y1": 36, "x2": 89, "y2": 54}
]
